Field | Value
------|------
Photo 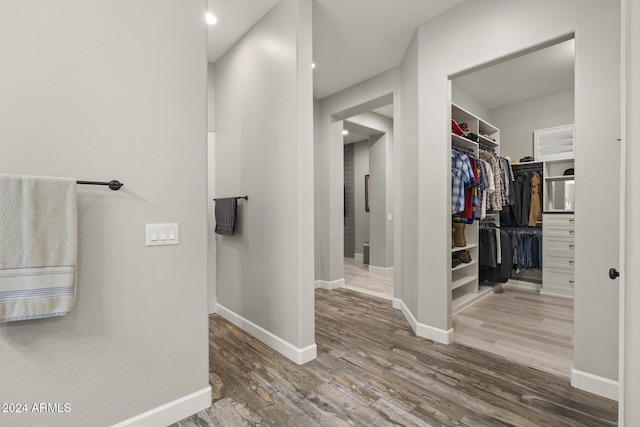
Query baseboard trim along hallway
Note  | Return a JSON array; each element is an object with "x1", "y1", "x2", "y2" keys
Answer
[
  {"x1": 216, "y1": 303, "x2": 317, "y2": 365},
  {"x1": 571, "y1": 367, "x2": 619, "y2": 401},
  {"x1": 112, "y1": 386, "x2": 212, "y2": 427},
  {"x1": 314, "y1": 278, "x2": 345, "y2": 290},
  {"x1": 393, "y1": 298, "x2": 454, "y2": 344},
  {"x1": 368, "y1": 265, "x2": 394, "y2": 278}
]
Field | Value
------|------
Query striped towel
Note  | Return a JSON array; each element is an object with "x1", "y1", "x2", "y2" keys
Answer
[
  {"x1": 0, "y1": 174, "x2": 78, "y2": 321},
  {"x1": 214, "y1": 197, "x2": 237, "y2": 236}
]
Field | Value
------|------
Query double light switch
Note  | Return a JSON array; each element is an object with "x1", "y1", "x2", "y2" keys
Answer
[{"x1": 146, "y1": 223, "x2": 179, "y2": 246}]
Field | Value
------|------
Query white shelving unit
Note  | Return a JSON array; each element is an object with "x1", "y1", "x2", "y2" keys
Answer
[
  {"x1": 450, "y1": 103, "x2": 500, "y2": 315},
  {"x1": 535, "y1": 124, "x2": 576, "y2": 298}
]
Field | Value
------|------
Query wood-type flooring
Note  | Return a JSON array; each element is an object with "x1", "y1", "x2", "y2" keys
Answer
[
  {"x1": 175, "y1": 289, "x2": 617, "y2": 427},
  {"x1": 453, "y1": 289, "x2": 574, "y2": 378}
]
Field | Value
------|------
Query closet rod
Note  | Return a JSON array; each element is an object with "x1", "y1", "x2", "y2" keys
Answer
[
  {"x1": 214, "y1": 196, "x2": 248, "y2": 201},
  {"x1": 77, "y1": 180, "x2": 123, "y2": 191},
  {"x1": 452, "y1": 143, "x2": 475, "y2": 155}
]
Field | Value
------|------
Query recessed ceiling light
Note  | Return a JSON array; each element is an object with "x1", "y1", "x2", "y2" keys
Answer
[
  {"x1": 205, "y1": 13, "x2": 218, "y2": 25},
  {"x1": 311, "y1": 63, "x2": 316, "y2": 69},
  {"x1": 342, "y1": 130, "x2": 349, "y2": 135}
]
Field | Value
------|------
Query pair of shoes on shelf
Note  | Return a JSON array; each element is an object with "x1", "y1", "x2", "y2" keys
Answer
[
  {"x1": 458, "y1": 250, "x2": 472, "y2": 263},
  {"x1": 452, "y1": 250, "x2": 472, "y2": 268}
]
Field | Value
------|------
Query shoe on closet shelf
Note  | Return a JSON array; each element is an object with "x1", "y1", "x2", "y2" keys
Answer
[
  {"x1": 458, "y1": 250, "x2": 472, "y2": 264},
  {"x1": 452, "y1": 222, "x2": 466, "y2": 247},
  {"x1": 452, "y1": 120, "x2": 465, "y2": 136},
  {"x1": 452, "y1": 253, "x2": 462, "y2": 268}
]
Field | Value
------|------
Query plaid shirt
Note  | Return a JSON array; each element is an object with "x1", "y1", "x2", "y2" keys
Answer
[{"x1": 451, "y1": 150, "x2": 474, "y2": 215}]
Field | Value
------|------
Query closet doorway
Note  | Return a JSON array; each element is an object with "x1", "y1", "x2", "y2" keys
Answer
[
  {"x1": 342, "y1": 104, "x2": 395, "y2": 300},
  {"x1": 449, "y1": 39, "x2": 576, "y2": 377}
]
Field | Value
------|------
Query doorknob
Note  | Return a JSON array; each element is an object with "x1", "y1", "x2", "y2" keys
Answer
[{"x1": 609, "y1": 268, "x2": 620, "y2": 280}]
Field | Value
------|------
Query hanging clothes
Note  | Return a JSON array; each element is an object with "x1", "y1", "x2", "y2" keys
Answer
[
  {"x1": 528, "y1": 172, "x2": 543, "y2": 226},
  {"x1": 451, "y1": 149, "x2": 475, "y2": 215}
]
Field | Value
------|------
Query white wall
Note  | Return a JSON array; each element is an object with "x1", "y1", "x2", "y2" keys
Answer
[
  {"x1": 624, "y1": 0, "x2": 639, "y2": 422},
  {"x1": 207, "y1": 132, "x2": 217, "y2": 314},
  {"x1": 452, "y1": 85, "x2": 492, "y2": 121},
  {"x1": 207, "y1": 64, "x2": 217, "y2": 314},
  {"x1": 491, "y1": 90, "x2": 575, "y2": 161},
  {"x1": 353, "y1": 140, "x2": 370, "y2": 256},
  {"x1": 207, "y1": 63, "x2": 216, "y2": 133},
  {"x1": 399, "y1": 0, "x2": 620, "y2": 395},
  {"x1": 214, "y1": 0, "x2": 316, "y2": 364},
  {"x1": 0, "y1": 1, "x2": 210, "y2": 426}
]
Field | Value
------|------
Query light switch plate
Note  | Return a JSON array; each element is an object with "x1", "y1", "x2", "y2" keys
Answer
[{"x1": 146, "y1": 223, "x2": 180, "y2": 246}]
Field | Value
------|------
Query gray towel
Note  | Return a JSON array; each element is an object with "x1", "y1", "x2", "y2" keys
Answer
[
  {"x1": 0, "y1": 174, "x2": 78, "y2": 321},
  {"x1": 214, "y1": 198, "x2": 237, "y2": 236}
]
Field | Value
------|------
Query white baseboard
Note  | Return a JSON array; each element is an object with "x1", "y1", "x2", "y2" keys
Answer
[
  {"x1": 112, "y1": 386, "x2": 212, "y2": 427},
  {"x1": 354, "y1": 253, "x2": 363, "y2": 261},
  {"x1": 369, "y1": 265, "x2": 394, "y2": 278},
  {"x1": 540, "y1": 289, "x2": 574, "y2": 300},
  {"x1": 216, "y1": 303, "x2": 317, "y2": 365},
  {"x1": 392, "y1": 298, "x2": 453, "y2": 344},
  {"x1": 571, "y1": 367, "x2": 619, "y2": 401},
  {"x1": 314, "y1": 278, "x2": 345, "y2": 290},
  {"x1": 503, "y1": 280, "x2": 541, "y2": 293}
]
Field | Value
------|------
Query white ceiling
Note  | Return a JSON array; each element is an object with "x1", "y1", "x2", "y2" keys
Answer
[
  {"x1": 206, "y1": 0, "x2": 279, "y2": 63},
  {"x1": 343, "y1": 120, "x2": 383, "y2": 145},
  {"x1": 206, "y1": 2, "x2": 572, "y2": 106},
  {"x1": 372, "y1": 104, "x2": 393, "y2": 118},
  {"x1": 206, "y1": 0, "x2": 465, "y2": 99},
  {"x1": 453, "y1": 39, "x2": 575, "y2": 109}
]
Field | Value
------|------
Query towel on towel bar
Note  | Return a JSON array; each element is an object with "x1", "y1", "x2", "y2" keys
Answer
[
  {"x1": 214, "y1": 197, "x2": 237, "y2": 236},
  {"x1": 0, "y1": 174, "x2": 78, "y2": 321}
]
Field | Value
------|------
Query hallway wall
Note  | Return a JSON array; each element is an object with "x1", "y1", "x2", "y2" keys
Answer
[
  {"x1": 400, "y1": 0, "x2": 620, "y2": 398},
  {"x1": 624, "y1": 0, "x2": 640, "y2": 422},
  {"x1": 0, "y1": 1, "x2": 210, "y2": 425},
  {"x1": 214, "y1": 0, "x2": 316, "y2": 364}
]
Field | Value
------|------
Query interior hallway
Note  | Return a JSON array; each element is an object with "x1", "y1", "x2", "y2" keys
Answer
[
  {"x1": 344, "y1": 256, "x2": 394, "y2": 300},
  {"x1": 177, "y1": 289, "x2": 615, "y2": 426}
]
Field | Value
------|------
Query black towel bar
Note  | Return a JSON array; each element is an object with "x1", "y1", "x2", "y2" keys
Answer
[
  {"x1": 214, "y1": 196, "x2": 248, "y2": 201},
  {"x1": 77, "y1": 180, "x2": 124, "y2": 191}
]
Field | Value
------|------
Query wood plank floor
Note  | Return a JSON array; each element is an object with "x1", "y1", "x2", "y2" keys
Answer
[
  {"x1": 175, "y1": 289, "x2": 616, "y2": 427},
  {"x1": 453, "y1": 288, "x2": 574, "y2": 378},
  {"x1": 344, "y1": 257, "x2": 394, "y2": 300}
]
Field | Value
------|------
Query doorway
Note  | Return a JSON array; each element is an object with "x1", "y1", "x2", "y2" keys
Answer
[
  {"x1": 342, "y1": 113, "x2": 395, "y2": 300},
  {"x1": 449, "y1": 39, "x2": 576, "y2": 378}
]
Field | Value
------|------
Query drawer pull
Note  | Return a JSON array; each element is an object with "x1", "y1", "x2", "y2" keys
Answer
[
  {"x1": 569, "y1": 280, "x2": 574, "y2": 285},
  {"x1": 569, "y1": 260, "x2": 574, "y2": 265},
  {"x1": 569, "y1": 219, "x2": 575, "y2": 223},
  {"x1": 569, "y1": 244, "x2": 575, "y2": 249},
  {"x1": 569, "y1": 230, "x2": 575, "y2": 235}
]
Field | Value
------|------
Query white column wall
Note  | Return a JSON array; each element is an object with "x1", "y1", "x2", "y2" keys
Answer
[
  {"x1": 0, "y1": 1, "x2": 210, "y2": 425},
  {"x1": 624, "y1": 0, "x2": 640, "y2": 423},
  {"x1": 214, "y1": 0, "x2": 315, "y2": 364},
  {"x1": 400, "y1": 0, "x2": 621, "y2": 395}
]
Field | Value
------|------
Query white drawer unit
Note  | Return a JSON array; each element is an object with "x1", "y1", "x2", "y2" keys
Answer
[
  {"x1": 545, "y1": 236, "x2": 575, "y2": 253},
  {"x1": 542, "y1": 213, "x2": 575, "y2": 298},
  {"x1": 543, "y1": 267, "x2": 575, "y2": 297}
]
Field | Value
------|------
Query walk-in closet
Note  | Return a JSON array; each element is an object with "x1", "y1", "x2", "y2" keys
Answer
[{"x1": 449, "y1": 39, "x2": 576, "y2": 377}]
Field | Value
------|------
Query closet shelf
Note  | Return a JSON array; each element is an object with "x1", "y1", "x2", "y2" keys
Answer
[
  {"x1": 452, "y1": 260, "x2": 478, "y2": 272},
  {"x1": 452, "y1": 244, "x2": 478, "y2": 253},
  {"x1": 545, "y1": 175, "x2": 574, "y2": 180},
  {"x1": 451, "y1": 133, "x2": 479, "y2": 148},
  {"x1": 451, "y1": 274, "x2": 478, "y2": 290},
  {"x1": 478, "y1": 134, "x2": 499, "y2": 149}
]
